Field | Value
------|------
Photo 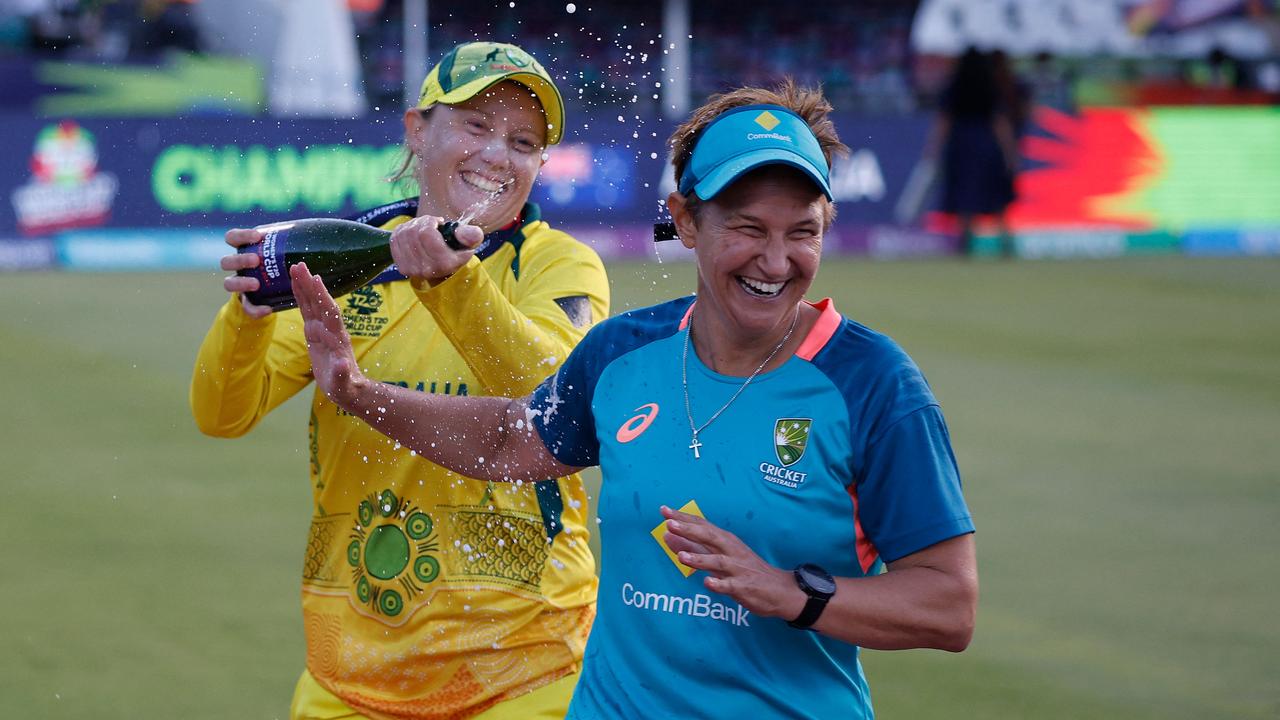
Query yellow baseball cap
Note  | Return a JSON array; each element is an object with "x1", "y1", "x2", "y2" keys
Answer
[{"x1": 417, "y1": 41, "x2": 565, "y2": 145}]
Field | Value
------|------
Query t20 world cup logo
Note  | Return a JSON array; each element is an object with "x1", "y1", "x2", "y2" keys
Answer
[{"x1": 11, "y1": 121, "x2": 119, "y2": 235}]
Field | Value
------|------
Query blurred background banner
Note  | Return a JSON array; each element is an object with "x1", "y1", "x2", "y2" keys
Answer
[
  {"x1": 4, "y1": 4, "x2": 1280, "y2": 720},
  {"x1": 930, "y1": 105, "x2": 1280, "y2": 257},
  {"x1": 2, "y1": 0, "x2": 1279, "y2": 270},
  {"x1": 0, "y1": 112, "x2": 940, "y2": 265}
]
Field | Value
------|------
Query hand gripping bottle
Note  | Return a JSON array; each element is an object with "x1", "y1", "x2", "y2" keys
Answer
[{"x1": 237, "y1": 218, "x2": 464, "y2": 311}]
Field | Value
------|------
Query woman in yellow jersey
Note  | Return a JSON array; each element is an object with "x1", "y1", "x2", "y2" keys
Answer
[{"x1": 191, "y1": 41, "x2": 608, "y2": 720}]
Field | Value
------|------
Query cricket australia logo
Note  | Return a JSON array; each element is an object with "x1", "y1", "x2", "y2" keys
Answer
[
  {"x1": 759, "y1": 418, "x2": 812, "y2": 489},
  {"x1": 774, "y1": 418, "x2": 811, "y2": 466}
]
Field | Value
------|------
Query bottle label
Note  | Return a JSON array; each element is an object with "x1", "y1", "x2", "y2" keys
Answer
[{"x1": 258, "y1": 226, "x2": 290, "y2": 296}]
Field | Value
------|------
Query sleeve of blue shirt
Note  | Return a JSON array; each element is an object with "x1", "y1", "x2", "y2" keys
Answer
[
  {"x1": 529, "y1": 320, "x2": 607, "y2": 468},
  {"x1": 858, "y1": 404, "x2": 974, "y2": 563},
  {"x1": 529, "y1": 299, "x2": 693, "y2": 470}
]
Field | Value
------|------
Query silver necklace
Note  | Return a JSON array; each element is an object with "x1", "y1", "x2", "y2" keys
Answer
[{"x1": 682, "y1": 310, "x2": 800, "y2": 459}]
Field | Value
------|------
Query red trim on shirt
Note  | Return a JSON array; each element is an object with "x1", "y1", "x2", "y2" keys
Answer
[
  {"x1": 679, "y1": 302, "x2": 695, "y2": 330},
  {"x1": 796, "y1": 298, "x2": 841, "y2": 361},
  {"x1": 679, "y1": 298, "x2": 840, "y2": 353},
  {"x1": 847, "y1": 485, "x2": 881, "y2": 574}
]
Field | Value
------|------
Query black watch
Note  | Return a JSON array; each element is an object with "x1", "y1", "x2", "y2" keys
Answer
[{"x1": 788, "y1": 563, "x2": 836, "y2": 629}]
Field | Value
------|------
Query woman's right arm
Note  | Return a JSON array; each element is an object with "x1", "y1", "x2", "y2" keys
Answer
[
  {"x1": 289, "y1": 261, "x2": 577, "y2": 482},
  {"x1": 189, "y1": 229, "x2": 314, "y2": 437}
]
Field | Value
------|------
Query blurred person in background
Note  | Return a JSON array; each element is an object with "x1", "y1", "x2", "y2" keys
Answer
[
  {"x1": 927, "y1": 47, "x2": 1020, "y2": 256},
  {"x1": 133, "y1": 0, "x2": 201, "y2": 56},
  {"x1": 3, "y1": 0, "x2": 202, "y2": 60},
  {"x1": 1027, "y1": 50, "x2": 1075, "y2": 114},
  {"x1": 191, "y1": 40, "x2": 609, "y2": 720},
  {"x1": 7, "y1": 0, "x2": 94, "y2": 54},
  {"x1": 286, "y1": 79, "x2": 977, "y2": 719},
  {"x1": 990, "y1": 49, "x2": 1031, "y2": 136}
]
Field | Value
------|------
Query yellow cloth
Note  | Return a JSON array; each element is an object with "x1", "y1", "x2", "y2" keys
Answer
[
  {"x1": 192, "y1": 212, "x2": 608, "y2": 720},
  {"x1": 290, "y1": 668, "x2": 578, "y2": 720}
]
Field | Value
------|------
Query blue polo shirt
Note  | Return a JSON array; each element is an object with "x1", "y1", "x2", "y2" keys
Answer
[{"x1": 531, "y1": 296, "x2": 973, "y2": 719}]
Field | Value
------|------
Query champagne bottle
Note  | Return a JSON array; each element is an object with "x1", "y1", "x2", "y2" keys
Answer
[{"x1": 237, "y1": 218, "x2": 464, "y2": 311}]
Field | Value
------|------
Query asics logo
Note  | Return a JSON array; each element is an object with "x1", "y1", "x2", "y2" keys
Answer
[{"x1": 616, "y1": 403, "x2": 659, "y2": 443}]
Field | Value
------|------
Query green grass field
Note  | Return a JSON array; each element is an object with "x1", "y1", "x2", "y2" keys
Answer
[{"x1": 2, "y1": 256, "x2": 1278, "y2": 718}]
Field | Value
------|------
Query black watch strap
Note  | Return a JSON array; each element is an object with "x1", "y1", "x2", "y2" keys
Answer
[{"x1": 788, "y1": 595, "x2": 829, "y2": 629}]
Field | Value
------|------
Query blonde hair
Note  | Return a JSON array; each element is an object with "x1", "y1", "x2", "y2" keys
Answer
[
  {"x1": 669, "y1": 79, "x2": 848, "y2": 227},
  {"x1": 386, "y1": 107, "x2": 433, "y2": 191}
]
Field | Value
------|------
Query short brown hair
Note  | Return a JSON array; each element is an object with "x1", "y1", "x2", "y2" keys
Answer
[{"x1": 669, "y1": 79, "x2": 848, "y2": 226}]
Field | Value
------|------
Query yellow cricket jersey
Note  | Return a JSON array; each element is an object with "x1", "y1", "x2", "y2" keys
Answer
[{"x1": 191, "y1": 203, "x2": 609, "y2": 720}]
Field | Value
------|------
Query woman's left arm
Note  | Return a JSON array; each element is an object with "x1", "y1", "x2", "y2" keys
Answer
[
  {"x1": 664, "y1": 510, "x2": 977, "y2": 652},
  {"x1": 809, "y1": 534, "x2": 977, "y2": 651}
]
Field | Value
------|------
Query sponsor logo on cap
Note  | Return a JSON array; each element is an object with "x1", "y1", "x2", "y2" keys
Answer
[
  {"x1": 754, "y1": 110, "x2": 781, "y2": 130},
  {"x1": 747, "y1": 131, "x2": 794, "y2": 142},
  {"x1": 747, "y1": 110, "x2": 794, "y2": 142}
]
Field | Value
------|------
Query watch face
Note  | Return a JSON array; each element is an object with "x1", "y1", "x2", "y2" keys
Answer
[{"x1": 797, "y1": 564, "x2": 836, "y2": 596}]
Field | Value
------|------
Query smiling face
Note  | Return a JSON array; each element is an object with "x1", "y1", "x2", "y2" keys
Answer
[
  {"x1": 404, "y1": 81, "x2": 547, "y2": 233},
  {"x1": 671, "y1": 165, "x2": 827, "y2": 345}
]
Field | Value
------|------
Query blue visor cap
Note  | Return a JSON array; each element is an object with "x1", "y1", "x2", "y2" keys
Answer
[{"x1": 679, "y1": 104, "x2": 832, "y2": 201}]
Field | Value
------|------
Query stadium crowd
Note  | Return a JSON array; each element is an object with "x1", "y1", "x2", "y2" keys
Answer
[{"x1": 6, "y1": 0, "x2": 1279, "y2": 117}]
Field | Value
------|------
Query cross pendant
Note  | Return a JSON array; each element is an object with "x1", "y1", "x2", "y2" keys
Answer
[{"x1": 689, "y1": 435, "x2": 703, "y2": 459}]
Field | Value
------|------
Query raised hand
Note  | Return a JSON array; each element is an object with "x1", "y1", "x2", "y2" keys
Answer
[
  {"x1": 389, "y1": 215, "x2": 485, "y2": 285},
  {"x1": 290, "y1": 262, "x2": 364, "y2": 407},
  {"x1": 661, "y1": 505, "x2": 806, "y2": 621}
]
